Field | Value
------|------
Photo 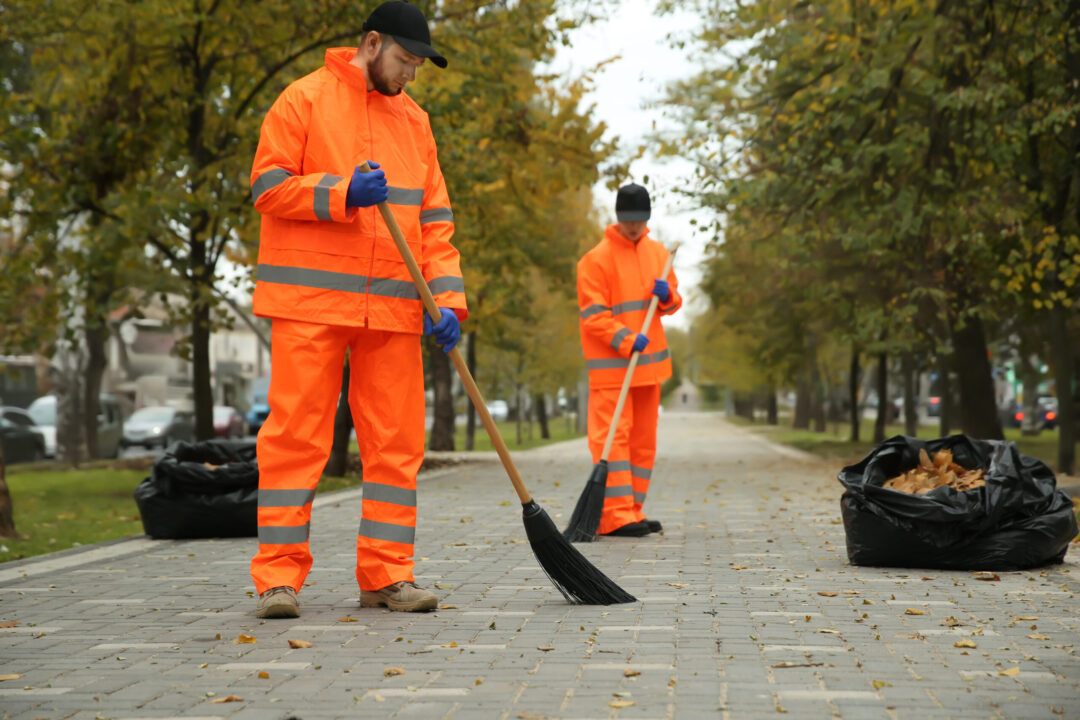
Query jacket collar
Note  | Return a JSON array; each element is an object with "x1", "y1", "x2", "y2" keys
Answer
[
  {"x1": 325, "y1": 47, "x2": 369, "y2": 90},
  {"x1": 605, "y1": 223, "x2": 650, "y2": 247}
]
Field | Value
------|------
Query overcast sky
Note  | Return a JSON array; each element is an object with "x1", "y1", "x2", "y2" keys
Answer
[{"x1": 546, "y1": 0, "x2": 709, "y2": 328}]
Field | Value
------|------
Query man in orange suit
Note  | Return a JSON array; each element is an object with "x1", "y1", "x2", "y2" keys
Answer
[
  {"x1": 577, "y1": 184, "x2": 681, "y2": 537},
  {"x1": 249, "y1": 1, "x2": 465, "y2": 617}
]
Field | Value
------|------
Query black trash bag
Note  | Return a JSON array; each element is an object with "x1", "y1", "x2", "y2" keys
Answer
[
  {"x1": 134, "y1": 440, "x2": 258, "y2": 539},
  {"x1": 838, "y1": 434, "x2": 1077, "y2": 571}
]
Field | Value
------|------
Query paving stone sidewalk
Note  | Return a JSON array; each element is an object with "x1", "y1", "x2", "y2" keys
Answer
[{"x1": 1, "y1": 412, "x2": 1078, "y2": 720}]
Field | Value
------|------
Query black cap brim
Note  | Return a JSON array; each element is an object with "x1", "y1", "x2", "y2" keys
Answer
[{"x1": 392, "y1": 34, "x2": 447, "y2": 68}]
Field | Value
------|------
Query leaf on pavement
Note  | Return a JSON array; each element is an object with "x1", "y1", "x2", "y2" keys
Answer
[
  {"x1": 338, "y1": 617, "x2": 360, "y2": 623},
  {"x1": 974, "y1": 572, "x2": 1001, "y2": 581},
  {"x1": 817, "y1": 629, "x2": 840, "y2": 634},
  {"x1": 731, "y1": 564, "x2": 749, "y2": 570},
  {"x1": 817, "y1": 591, "x2": 838, "y2": 597},
  {"x1": 537, "y1": 646, "x2": 555, "y2": 651},
  {"x1": 257, "y1": 671, "x2": 269, "y2": 679},
  {"x1": 234, "y1": 634, "x2": 256, "y2": 644},
  {"x1": 0, "y1": 622, "x2": 18, "y2": 628},
  {"x1": 608, "y1": 700, "x2": 635, "y2": 708},
  {"x1": 440, "y1": 642, "x2": 458, "y2": 648},
  {"x1": 1016, "y1": 616, "x2": 1037, "y2": 621},
  {"x1": 667, "y1": 582, "x2": 689, "y2": 588},
  {"x1": 0, "y1": 674, "x2": 23, "y2": 681},
  {"x1": 210, "y1": 695, "x2": 243, "y2": 703},
  {"x1": 1028, "y1": 634, "x2": 1051, "y2": 640},
  {"x1": 624, "y1": 669, "x2": 641, "y2": 677},
  {"x1": 998, "y1": 667, "x2": 1020, "y2": 677},
  {"x1": 288, "y1": 639, "x2": 314, "y2": 649},
  {"x1": 904, "y1": 608, "x2": 925, "y2": 615},
  {"x1": 517, "y1": 713, "x2": 546, "y2": 720},
  {"x1": 954, "y1": 639, "x2": 977, "y2": 648},
  {"x1": 384, "y1": 667, "x2": 406, "y2": 677}
]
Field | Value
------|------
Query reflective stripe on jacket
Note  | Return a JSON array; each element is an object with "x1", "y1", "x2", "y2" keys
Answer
[
  {"x1": 250, "y1": 47, "x2": 466, "y2": 331},
  {"x1": 577, "y1": 225, "x2": 681, "y2": 388}
]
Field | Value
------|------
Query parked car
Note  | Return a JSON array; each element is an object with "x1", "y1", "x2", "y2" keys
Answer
[
  {"x1": 26, "y1": 393, "x2": 124, "y2": 459},
  {"x1": 1003, "y1": 395, "x2": 1059, "y2": 431},
  {"x1": 0, "y1": 406, "x2": 46, "y2": 464},
  {"x1": 213, "y1": 405, "x2": 246, "y2": 438},
  {"x1": 121, "y1": 405, "x2": 195, "y2": 449},
  {"x1": 486, "y1": 399, "x2": 509, "y2": 421}
]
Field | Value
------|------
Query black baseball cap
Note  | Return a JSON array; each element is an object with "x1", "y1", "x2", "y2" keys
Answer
[
  {"x1": 363, "y1": 1, "x2": 447, "y2": 68},
  {"x1": 615, "y1": 183, "x2": 651, "y2": 222}
]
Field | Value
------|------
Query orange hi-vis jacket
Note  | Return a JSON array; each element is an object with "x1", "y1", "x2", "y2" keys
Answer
[
  {"x1": 250, "y1": 48, "x2": 467, "y2": 330},
  {"x1": 578, "y1": 225, "x2": 681, "y2": 389}
]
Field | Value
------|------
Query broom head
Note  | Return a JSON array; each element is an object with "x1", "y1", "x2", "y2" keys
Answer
[
  {"x1": 523, "y1": 499, "x2": 635, "y2": 605},
  {"x1": 562, "y1": 460, "x2": 607, "y2": 543}
]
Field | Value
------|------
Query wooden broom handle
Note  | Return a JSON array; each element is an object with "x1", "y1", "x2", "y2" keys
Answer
[
  {"x1": 359, "y1": 162, "x2": 532, "y2": 504},
  {"x1": 599, "y1": 244, "x2": 680, "y2": 461}
]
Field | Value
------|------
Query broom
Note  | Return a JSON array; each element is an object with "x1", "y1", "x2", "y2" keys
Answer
[
  {"x1": 563, "y1": 244, "x2": 679, "y2": 543},
  {"x1": 361, "y1": 164, "x2": 635, "y2": 605}
]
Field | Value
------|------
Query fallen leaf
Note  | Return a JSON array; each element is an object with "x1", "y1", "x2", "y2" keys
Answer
[
  {"x1": 440, "y1": 642, "x2": 458, "y2": 648},
  {"x1": 843, "y1": 590, "x2": 859, "y2": 595},
  {"x1": 234, "y1": 634, "x2": 256, "y2": 644},
  {"x1": 872, "y1": 680, "x2": 892, "y2": 689},
  {"x1": 732, "y1": 564, "x2": 749, "y2": 570},
  {"x1": 475, "y1": 677, "x2": 483, "y2": 685},
  {"x1": 954, "y1": 639, "x2": 977, "y2": 649},
  {"x1": 667, "y1": 582, "x2": 689, "y2": 588},
  {"x1": 338, "y1": 617, "x2": 360, "y2": 623},
  {"x1": 921, "y1": 577, "x2": 935, "y2": 581},
  {"x1": 904, "y1": 609, "x2": 926, "y2": 616},
  {"x1": 384, "y1": 667, "x2": 406, "y2": 677},
  {"x1": 517, "y1": 713, "x2": 546, "y2": 720},
  {"x1": 624, "y1": 669, "x2": 641, "y2": 677},
  {"x1": 940, "y1": 617, "x2": 963, "y2": 627},
  {"x1": 998, "y1": 667, "x2": 1020, "y2": 677},
  {"x1": 817, "y1": 629, "x2": 840, "y2": 634},
  {"x1": 974, "y1": 572, "x2": 1001, "y2": 582},
  {"x1": 771, "y1": 662, "x2": 824, "y2": 668},
  {"x1": 0, "y1": 622, "x2": 18, "y2": 629},
  {"x1": 210, "y1": 695, "x2": 243, "y2": 703},
  {"x1": 608, "y1": 700, "x2": 635, "y2": 708},
  {"x1": 258, "y1": 671, "x2": 269, "y2": 679},
  {"x1": 1016, "y1": 616, "x2": 1038, "y2": 621},
  {"x1": 438, "y1": 605, "x2": 458, "y2": 610},
  {"x1": 434, "y1": 582, "x2": 453, "y2": 590},
  {"x1": 288, "y1": 639, "x2": 314, "y2": 649},
  {"x1": 199, "y1": 663, "x2": 208, "y2": 668},
  {"x1": 817, "y1": 591, "x2": 838, "y2": 597},
  {"x1": 372, "y1": 693, "x2": 386, "y2": 702},
  {"x1": 1028, "y1": 634, "x2": 1051, "y2": 640},
  {"x1": 537, "y1": 646, "x2": 555, "y2": 651},
  {"x1": 0, "y1": 674, "x2": 22, "y2": 682}
]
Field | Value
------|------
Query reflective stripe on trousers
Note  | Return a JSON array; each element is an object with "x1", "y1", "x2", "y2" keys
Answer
[
  {"x1": 587, "y1": 382, "x2": 662, "y2": 534},
  {"x1": 250, "y1": 318, "x2": 425, "y2": 595}
]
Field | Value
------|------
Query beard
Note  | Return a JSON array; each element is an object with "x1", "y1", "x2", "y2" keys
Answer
[{"x1": 367, "y1": 55, "x2": 401, "y2": 96}]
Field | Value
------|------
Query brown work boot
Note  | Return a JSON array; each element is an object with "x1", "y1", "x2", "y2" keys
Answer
[
  {"x1": 255, "y1": 586, "x2": 299, "y2": 619},
  {"x1": 360, "y1": 581, "x2": 438, "y2": 612}
]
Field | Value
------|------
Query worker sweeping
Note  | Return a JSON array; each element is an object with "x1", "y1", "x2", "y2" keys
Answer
[
  {"x1": 577, "y1": 183, "x2": 681, "y2": 537},
  {"x1": 248, "y1": 1, "x2": 464, "y2": 618}
]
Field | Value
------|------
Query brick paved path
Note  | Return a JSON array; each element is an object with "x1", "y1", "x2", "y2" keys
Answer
[{"x1": 1, "y1": 412, "x2": 1077, "y2": 719}]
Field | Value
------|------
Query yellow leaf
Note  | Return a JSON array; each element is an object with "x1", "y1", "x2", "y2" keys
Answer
[
  {"x1": 441, "y1": 642, "x2": 458, "y2": 648},
  {"x1": 904, "y1": 609, "x2": 925, "y2": 615},
  {"x1": 210, "y1": 695, "x2": 243, "y2": 703},
  {"x1": 872, "y1": 680, "x2": 891, "y2": 689},
  {"x1": 234, "y1": 634, "x2": 257, "y2": 644},
  {"x1": 537, "y1": 646, "x2": 555, "y2": 651},
  {"x1": 384, "y1": 667, "x2": 406, "y2": 677},
  {"x1": 439, "y1": 605, "x2": 458, "y2": 610},
  {"x1": 339, "y1": 617, "x2": 360, "y2": 623},
  {"x1": 624, "y1": 669, "x2": 641, "y2": 677},
  {"x1": 608, "y1": 700, "x2": 636, "y2": 708},
  {"x1": 732, "y1": 564, "x2": 749, "y2": 570},
  {"x1": 475, "y1": 677, "x2": 483, "y2": 685},
  {"x1": 1016, "y1": 616, "x2": 1037, "y2": 621},
  {"x1": 1028, "y1": 634, "x2": 1051, "y2": 640},
  {"x1": 667, "y1": 582, "x2": 689, "y2": 588},
  {"x1": 288, "y1": 639, "x2": 314, "y2": 649},
  {"x1": 954, "y1": 639, "x2": 977, "y2": 648},
  {"x1": 258, "y1": 671, "x2": 269, "y2": 679},
  {"x1": 0, "y1": 674, "x2": 22, "y2": 682},
  {"x1": 998, "y1": 667, "x2": 1020, "y2": 677},
  {"x1": 817, "y1": 629, "x2": 840, "y2": 634},
  {"x1": 817, "y1": 591, "x2": 838, "y2": 597}
]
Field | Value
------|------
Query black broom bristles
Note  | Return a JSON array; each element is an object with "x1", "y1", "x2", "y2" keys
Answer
[
  {"x1": 562, "y1": 460, "x2": 608, "y2": 543},
  {"x1": 523, "y1": 499, "x2": 635, "y2": 605}
]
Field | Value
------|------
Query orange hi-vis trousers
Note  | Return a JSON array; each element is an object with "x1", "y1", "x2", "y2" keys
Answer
[
  {"x1": 588, "y1": 383, "x2": 661, "y2": 534},
  {"x1": 250, "y1": 318, "x2": 425, "y2": 595}
]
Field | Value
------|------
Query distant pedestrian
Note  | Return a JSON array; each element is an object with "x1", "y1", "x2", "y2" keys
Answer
[
  {"x1": 577, "y1": 184, "x2": 681, "y2": 536},
  {"x1": 248, "y1": 1, "x2": 466, "y2": 618}
]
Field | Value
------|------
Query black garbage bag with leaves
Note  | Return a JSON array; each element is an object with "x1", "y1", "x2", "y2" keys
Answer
[
  {"x1": 838, "y1": 434, "x2": 1077, "y2": 570},
  {"x1": 134, "y1": 440, "x2": 258, "y2": 539}
]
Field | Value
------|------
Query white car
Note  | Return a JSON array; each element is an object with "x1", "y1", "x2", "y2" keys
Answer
[
  {"x1": 27, "y1": 394, "x2": 124, "y2": 458},
  {"x1": 487, "y1": 400, "x2": 509, "y2": 421}
]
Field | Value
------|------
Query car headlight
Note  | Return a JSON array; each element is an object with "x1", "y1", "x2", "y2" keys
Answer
[{"x1": 151, "y1": 426, "x2": 163, "y2": 435}]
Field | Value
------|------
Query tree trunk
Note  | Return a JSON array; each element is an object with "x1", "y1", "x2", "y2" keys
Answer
[
  {"x1": 766, "y1": 386, "x2": 778, "y2": 425},
  {"x1": 515, "y1": 383, "x2": 523, "y2": 445},
  {"x1": 84, "y1": 319, "x2": 108, "y2": 459},
  {"x1": 902, "y1": 351, "x2": 917, "y2": 437},
  {"x1": 1048, "y1": 303, "x2": 1076, "y2": 473},
  {"x1": 325, "y1": 358, "x2": 352, "y2": 477},
  {"x1": 465, "y1": 332, "x2": 476, "y2": 451},
  {"x1": 793, "y1": 367, "x2": 811, "y2": 430},
  {"x1": 950, "y1": 314, "x2": 1004, "y2": 440},
  {"x1": 873, "y1": 352, "x2": 887, "y2": 444},
  {"x1": 849, "y1": 346, "x2": 861, "y2": 442},
  {"x1": 55, "y1": 341, "x2": 88, "y2": 466},
  {"x1": 1018, "y1": 352, "x2": 1042, "y2": 436},
  {"x1": 427, "y1": 338, "x2": 455, "y2": 451},
  {"x1": 534, "y1": 392, "x2": 550, "y2": 439},
  {"x1": 0, "y1": 440, "x2": 16, "y2": 538},
  {"x1": 734, "y1": 392, "x2": 755, "y2": 421},
  {"x1": 937, "y1": 352, "x2": 953, "y2": 437},
  {"x1": 190, "y1": 258, "x2": 214, "y2": 441},
  {"x1": 810, "y1": 353, "x2": 826, "y2": 433}
]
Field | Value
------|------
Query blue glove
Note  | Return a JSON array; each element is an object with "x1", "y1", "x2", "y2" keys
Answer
[
  {"x1": 652, "y1": 278, "x2": 671, "y2": 303},
  {"x1": 632, "y1": 333, "x2": 650, "y2": 353},
  {"x1": 423, "y1": 307, "x2": 461, "y2": 353},
  {"x1": 346, "y1": 161, "x2": 389, "y2": 208}
]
